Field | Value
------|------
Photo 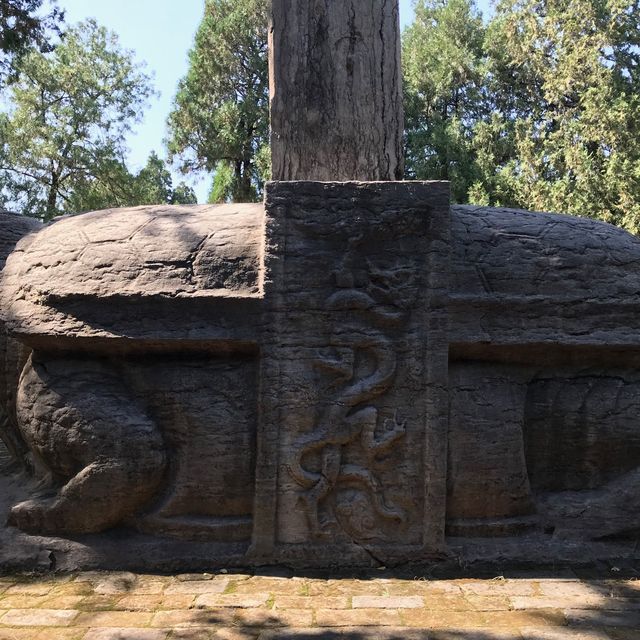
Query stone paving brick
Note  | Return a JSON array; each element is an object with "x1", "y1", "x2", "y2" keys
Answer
[
  {"x1": 232, "y1": 578, "x2": 307, "y2": 596},
  {"x1": 77, "y1": 595, "x2": 122, "y2": 611},
  {"x1": 459, "y1": 579, "x2": 539, "y2": 597},
  {"x1": 464, "y1": 595, "x2": 511, "y2": 611},
  {"x1": 605, "y1": 630, "x2": 640, "y2": 640},
  {"x1": 421, "y1": 581, "x2": 466, "y2": 595},
  {"x1": 195, "y1": 594, "x2": 270, "y2": 609},
  {"x1": 0, "y1": 630, "x2": 42, "y2": 640},
  {"x1": 35, "y1": 630, "x2": 87, "y2": 640},
  {"x1": 151, "y1": 609, "x2": 236, "y2": 629},
  {"x1": 352, "y1": 595, "x2": 424, "y2": 609},
  {"x1": 132, "y1": 580, "x2": 171, "y2": 596},
  {"x1": 565, "y1": 609, "x2": 640, "y2": 628},
  {"x1": 82, "y1": 629, "x2": 169, "y2": 640},
  {"x1": 382, "y1": 581, "x2": 465, "y2": 599},
  {"x1": 259, "y1": 629, "x2": 433, "y2": 639},
  {"x1": 3, "y1": 573, "x2": 640, "y2": 639},
  {"x1": 158, "y1": 596, "x2": 197, "y2": 610},
  {"x1": 315, "y1": 608, "x2": 402, "y2": 627},
  {"x1": 306, "y1": 581, "x2": 385, "y2": 597},
  {"x1": 0, "y1": 608, "x2": 79, "y2": 626},
  {"x1": 74, "y1": 611, "x2": 153, "y2": 628},
  {"x1": 0, "y1": 595, "x2": 50, "y2": 609},
  {"x1": 511, "y1": 595, "x2": 607, "y2": 610},
  {"x1": 431, "y1": 632, "x2": 521, "y2": 640},
  {"x1": 41, "y1": 596, "x2": 87, "y2": 610},
  {"x1": 218, "y1": 630, "x2": 262, "y2": 640},
  {"x1": 478, "y1": 609, "x2": 567, "y2": 628},
  {"x1": 400, "y1": 609, "x2": 488, "y2": 629},
  {"x1": 115, "y1": 595, "x2": 164, "y2": 611},
  {"x1": 169, "y1": 630, "x2": 218, "y2": 640},
  {"x1": 52, "y1": 583, "x2": 95, "y2": 597},
  {"x1": 540, "y1": 582, "x2": 615, "y2": 599},
  {"x1": 213, "y1": 574, "x2": 251, "y2": 582},
  {"x1": 620, "y1": 580, "x2": 640, "y2": 592},
  {"x1": 520, "y1": 627, "x2": 612, "y2": 639},
  {"x1": 272, "y1": 595, "x2": 349, "y2": 610},
  {"x1": 235, "y1": 608, "x2": 313, "y2": 628},
  {"x1": 165, "y1": 582, "x2": 229, "y2": 596},
  {"x1": 5, "y1": 582, "x2": 54, "y2": 596},
  {"x1": 75, "y1": 574, "x2": 139, "y2": 596},
  {"x1": 415, "y1": 594, "x2": 471, "y2": 612}
]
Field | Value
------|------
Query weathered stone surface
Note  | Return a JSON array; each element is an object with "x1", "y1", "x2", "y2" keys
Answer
[
  {"x1": 449, "y1": 204, "x2": 640, "y2": 348},
  {"x1": 447, "y1": 204, "x2": 640, "y2": 542},
  {"x1": 9, "y1": 356, "x2": 165, "y2": 534},
  {"x1": 0, "y1": 212, "x2": 42, "y2": 468},
  {"x1": 447, "y1": 363, "x2": 533, "y2": 525},
  {"x1": 255, "y1": 181, "x2": 449, "y2": 564},
  {"x1": 1, "y1": 204, "x2": 263, "y2": 347},
  {"x1": 3, "y1": 191, "x2": 640, "y2": 568}
]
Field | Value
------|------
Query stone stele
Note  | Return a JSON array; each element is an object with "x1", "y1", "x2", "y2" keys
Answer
[{"x1": 1, "y1": 182, "x2": 640, "y2": 571}]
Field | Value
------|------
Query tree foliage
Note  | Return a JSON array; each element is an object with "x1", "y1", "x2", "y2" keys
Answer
[
  {"x1": 403, "y1": 0, "x2": 487, "y2": 201},
  {"x1": 0, "y1": 0, "x2": 64, "y2": 84},
  {"x1": 0, "y1": 19, "x2": 156, "y2": 219},
  {"x1": 166, "y1": 0, "x2": 269, "y2": 203},
  {"x1": 66, "y1": 151, "x2": 197, "y2": 214},
  {"x1": 404, "y1": 0, "x2": 640, "y2": 232}
]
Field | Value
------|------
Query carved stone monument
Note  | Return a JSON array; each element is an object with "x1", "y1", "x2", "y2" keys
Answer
[{"x1": 0, "y1": 0, "x2": 640, "y2": 571}]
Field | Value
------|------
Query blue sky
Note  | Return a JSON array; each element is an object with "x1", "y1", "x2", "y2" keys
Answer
[{"x1": 56, "y1": 1, "x2": 492, "y2": 202}]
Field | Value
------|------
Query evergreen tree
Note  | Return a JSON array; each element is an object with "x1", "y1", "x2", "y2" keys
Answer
[
  {"x1": 0, "y1": 0, "x2": 64, "y2": 84},
  {"x1": 167, "y1": 0, "x2": 269, "y2": 203},
  {"x1": 481, "y1": 0, "x2": 640, "y2": 231},
  {"x1": 0, "y1": 19, "x2": 154, "y2": 219},
  {"x1": 403, "y1": 0, "x2": 640, "y2": 231},
  {"x1": 67, "y1": 152, "x2": 197, "y2": 213},
  {"x1": 403, "y1": 0, "x2": 488, "y2": 202}
]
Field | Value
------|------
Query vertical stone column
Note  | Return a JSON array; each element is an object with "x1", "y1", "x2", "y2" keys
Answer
[
  {"x1": 252, "y1": 181, "x2": 450, "y2": 564},
  {"x1": 269, "y1": 0, "x2": 404, "y2": 181}
]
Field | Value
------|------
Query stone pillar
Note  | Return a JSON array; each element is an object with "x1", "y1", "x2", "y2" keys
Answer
[
  {"x1": 252, "y1": 181, "x2": 450, "y2": 563},
  {"x1": 269, "y1": 0, "x2": 404, "y2": 181}
]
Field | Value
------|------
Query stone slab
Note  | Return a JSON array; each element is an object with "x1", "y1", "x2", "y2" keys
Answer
[{"x1": 254, "y1": 181, "x2": 450, "y2": 566}]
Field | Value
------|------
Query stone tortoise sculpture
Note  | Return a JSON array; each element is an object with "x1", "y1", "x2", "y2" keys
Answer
[
  {"x1": 1, "y1": 180, "x2": 640, "y2": 568},
  {"x1": 0, "y1": 211, "x2": 42, "y2": 470}
]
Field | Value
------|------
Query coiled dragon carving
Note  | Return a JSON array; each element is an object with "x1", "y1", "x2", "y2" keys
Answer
[{"x1": 286, "y1": 282, "x2": 409, "y2": 540}]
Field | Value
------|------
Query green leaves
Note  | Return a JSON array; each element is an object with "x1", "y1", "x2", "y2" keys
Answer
[
  {"x1": 166, "y1": 0, "x2": 269, "y2": 203},
  {"x1": 403, "y1": 0, "x2": 488, "y2": 201},
  {"x1": 404, "y1": 0, "x2": 640, "y2": 231},
  {"x1": 0, "y1": 0, "x2": 64, "y2": 85},
  {"x1": 0, "y1": 19, "x2": 156, "y2": 218}
]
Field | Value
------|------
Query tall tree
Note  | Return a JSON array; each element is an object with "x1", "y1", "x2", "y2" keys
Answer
[
  {"x1": 403, "y1": 0, "x2": 488, "y2": 202},
  {"x1": 0, "y1": 0, "x2": 64, "y2": 84},
  {"x1": 133, "y1": 151, "x2": 197, "y2": 205},
  {"x1": 166, "y1": 0, "x2": 269, "y2": 203},
  {"x1": 66, "y1": 152, "x2": 197, "y2": 214},
  {"x1": 0, "y1": 19, "x2": 154, "y2": 219},
  {"x1": 480, "y1": 0, "x2": 640, "y2": 231}
]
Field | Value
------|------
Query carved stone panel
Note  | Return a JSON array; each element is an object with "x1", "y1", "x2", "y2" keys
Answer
[
  {"x1": 9, "y1": 352, "x2": 258, "y2": 543},
  {"x1": 255, "y1": 181, "x2": 449, "y2": 564},
  {"x1": 125, "y1": 354, "x2": 259, "y2": 542}
]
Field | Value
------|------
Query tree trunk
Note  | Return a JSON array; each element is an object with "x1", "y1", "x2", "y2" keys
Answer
[
  {"x1": 269, "y1": 0, "x2": 404, "y2": 182},
  {"x1": 46, "y1": 177, "x2": 59, "y2": 220}
]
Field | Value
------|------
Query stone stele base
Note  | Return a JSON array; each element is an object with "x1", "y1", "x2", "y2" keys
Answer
[{"x1": 1, "y1": 181, "x2": 640, "y2": 572}]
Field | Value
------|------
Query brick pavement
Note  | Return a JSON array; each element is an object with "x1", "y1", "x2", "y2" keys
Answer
[{"x1": 0, "y1": 570, "x2": 639, "y2": 639}]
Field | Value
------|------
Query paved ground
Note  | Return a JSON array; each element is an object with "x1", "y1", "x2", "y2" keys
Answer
[{"x1": 0, "y1": 570, "x2": 639, "y2": 639}]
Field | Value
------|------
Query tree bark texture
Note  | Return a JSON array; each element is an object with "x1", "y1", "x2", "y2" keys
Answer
[{"x1": 269, "y1": 0, "x2": 404, "y2": 182}]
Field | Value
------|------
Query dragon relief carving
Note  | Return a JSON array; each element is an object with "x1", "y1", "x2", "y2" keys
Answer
[{"x1": 287, "y1": 259, "x2": 419, "y2": 541}]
